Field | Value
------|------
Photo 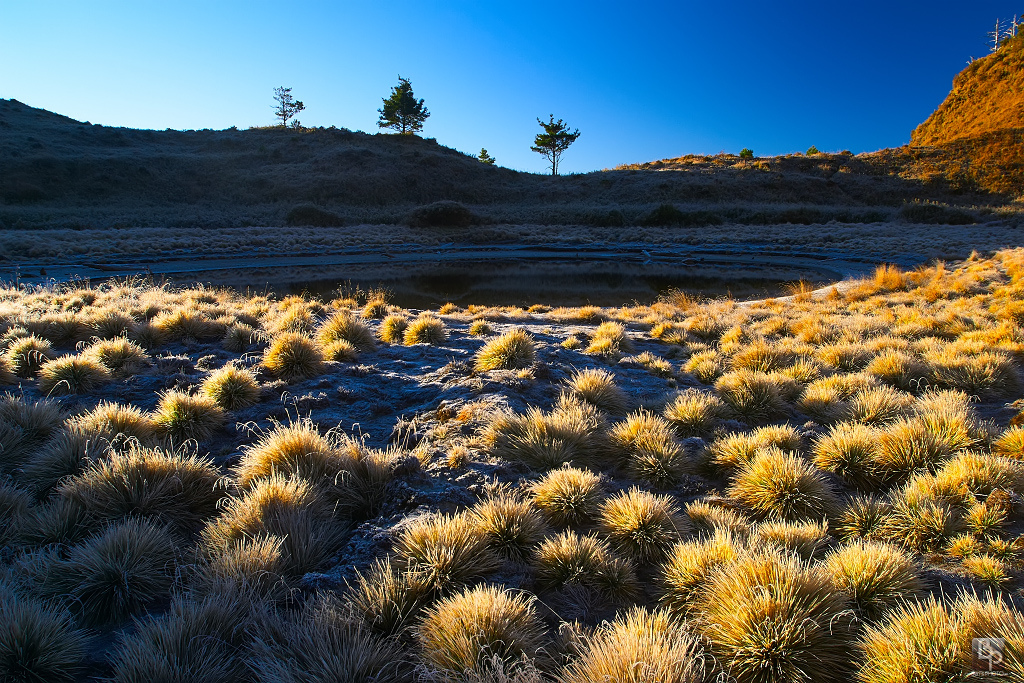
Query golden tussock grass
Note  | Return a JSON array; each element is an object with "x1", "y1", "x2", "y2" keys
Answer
[
  {"x1": 345, "y1": 558, "x2": 436, "y2": 637},
  {"x1": 565, "y1": 367, "x2": 627, "y2": 414},
  {"x1": 5, "y1": 335, "x2": 53, "y2": 377},
  {"x1": 475, "y1": 328, "x2": 536, "y2": 372},
  {"x1": 597, "y1": 487, "x2": 688, "y2": 563},
  {"x1": 82, "y1": 337, "x2": 149, "y2": 376},
  {"x1": 561, "y1": 607, "x2": 706, "y2": 683},
  {"x1": 470, "y1": 492, "x2": 548, "y2": 562},
  {"x1": 262, "y1": 331, "x2": 324, "y2": 380},
  {"x1": 709, "y1": 423, "x2": 802, "y2": 470},
  {"x1": 714, "y1": 370, "x2": 787, "y2": 422},
  {"x1": 317, "y1": 309, "x2": 376, "y2": 352},
  {"x1": 221, "y1": 322, "x2": 257, "y2": 352},
  {"x1": 393, "y1": 513, "x2": 500, "y2": 592},
  {"x1": 684, "y1": 500, "x2": 752, "y2": 536},
  {"x1": 417, "y1": 584, "x2": 546, "y2": 678},
  {"x1": 585, "y1": 321, "x2": 634, "y2": 360},
  {"x1": 812, "y1": 421, "x2": 881, "y2": 490},
  {"x1": 530, "y1": 466, "x2": 605, "y2": 526},
  {"x1": 662, "y1": 388, "x2": 725, "y2": 437},
  {"x1": 727, "y1": 447, "x2": 840, "y2": 521},
  {"x1": 37, "y1": 355, "x2": 111, "y2": 395},
  {"x1": 752, "y1": 519, "x2": 829, "y2": 559},
  {"x1": 403, "y1": 314, "x2": 448, "y2": 345},
  {"x1": 835, "y1": 494, "x2": 891, "y2": 541},
  {"x1": 153, "y1": 390, "x2": 225, "y2": 443},
  {"x1": 658, "y1": 530, "x2": 742, "y2": 613},
  {"x1": 822, "y1": 540, "x2": 921, "y2": 620},
  {"x1": 696, "y1": 548, "x2": 855, "y2": 683},
  {"x1": 533, "y1": 530, "x2": 639, "y2": 602},
  {"x1": 378, "y1": 313, "x2": 408, "y2": 343},
  {"x1": 610, "y1": 409, "x2": 689, "y2": 486},
  {"x1": 200, "y1": 364, "x2": 259, "y2": 410},
  {"x1": 485, "y1": 397, "x2": 606, "y2": 470}
]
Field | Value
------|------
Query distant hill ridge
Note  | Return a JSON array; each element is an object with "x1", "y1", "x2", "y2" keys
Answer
[{"x1": 913, "y1": 31, "x2": 1024, "y2": 144}]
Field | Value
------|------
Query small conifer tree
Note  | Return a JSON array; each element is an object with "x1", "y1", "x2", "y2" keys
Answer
[
  {"x1": 806, "y1": 145, "x2": 820, "y2": 155},
  {"x1": 478, "y1": 148, "x2": 496, "y2": 165},
  {"x1": 531, "y1": 115, "x2": 580, "y2": 176},
  {"x1": 271, "y1": 87, "x2": 305, "y2": 127},
  {"x1": 739, "y1": 148, "x2": 754, "y2": 159},
  {"x1": 378, "y1": 76, "x2": 430, "y2": 135}
]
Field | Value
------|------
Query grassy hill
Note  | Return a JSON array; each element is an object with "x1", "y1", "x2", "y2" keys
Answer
[{"x1": 1, "y1": 96, "x2": 1020, "y2": 234}]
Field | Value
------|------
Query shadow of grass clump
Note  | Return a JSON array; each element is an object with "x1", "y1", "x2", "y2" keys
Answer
[{"x1": 405, "y1": 201, "x2": 482, "y2": 228}]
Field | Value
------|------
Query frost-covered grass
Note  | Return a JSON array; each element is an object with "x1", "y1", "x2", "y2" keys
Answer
[{"x1": 1, "y1": 251, "x2": 1024, "y2": 680}]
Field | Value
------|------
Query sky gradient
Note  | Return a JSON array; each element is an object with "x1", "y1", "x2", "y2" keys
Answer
[{"x1": 1, "y1": 1, "x2": 1018, "y2": 173}]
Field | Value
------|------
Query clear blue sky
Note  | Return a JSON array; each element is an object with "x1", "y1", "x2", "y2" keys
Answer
[{"x1": 1, "y1": 1, "x2": 1017, "y2": 173}]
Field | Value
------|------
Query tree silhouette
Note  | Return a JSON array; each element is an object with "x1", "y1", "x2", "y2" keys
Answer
[
  {"x1": 531, "y1": 115, "x2": 580, "y2": 176},
  {"x1": 272, "y1": 87, "x2": 305, "y2": 127},
  {"x1": 378, "y1": 76, "x2": 429, "y2": 135}
]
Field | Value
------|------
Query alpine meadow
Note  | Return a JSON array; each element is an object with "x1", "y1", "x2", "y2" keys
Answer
[{"x1": 2, "y1": 7, "x2": 1024, "y2": 683}]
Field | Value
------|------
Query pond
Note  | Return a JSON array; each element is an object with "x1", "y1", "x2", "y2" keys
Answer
[{"x1": 184, "y1": 257, "x2": 846, "y2": 308}]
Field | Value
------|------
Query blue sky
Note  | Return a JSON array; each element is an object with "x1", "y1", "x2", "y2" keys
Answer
[{"x1": 1, "y1": 1, "x2": 1017, "y2": 173}]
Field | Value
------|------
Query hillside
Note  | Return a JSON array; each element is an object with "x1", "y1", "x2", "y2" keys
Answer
[
  {"x1": 1, "y1": 97, "x2": 1020, "y2": 235},
  {"x1": 912, "y1": 31, "x2": 1024, "y2": 145}
]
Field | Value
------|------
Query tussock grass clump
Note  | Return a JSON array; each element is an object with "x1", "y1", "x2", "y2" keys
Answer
[
  {"x1": 321, "y1": 338, "x2": 359, "y2": 362},
  {"x1": 928, "y1": 348, "x2": 1019, "y2": 395},
  {"x1": 317, "y1": 310, "x2": 376, "y2": 352},
  {"x1": 82, "y1": 337, "x2": 149, "y2": 376},
  {"x1": 812, "y1": 421, "x2": 881, "y2": 490},
  {"x1": 858, "y1": 598, "x2": 962, "y2": 683},
  {"x1": 75, "y1": 401, "x2": 159, "y2": 442},
  {"x1": 598, "y1": 488, "x2": 688, "y2": 563},
  {"x1": 345, "y1": 558, "x2": 435, "y2": 637},
  {"x1": 865, "y1": 349, "x2": 930, "y2": 391},
  {"x1": 874, "y1": 417, "x2": 968, "y2": 482},
  {"x1": 0, "y1": 357, "x2": 15, "y2": 385},
  {"x1": 610, "y1": 409, "x2": 689, "y2": 486},
  {"x1": 586, "y1": 321, "x2": 634, "y2": 360},
  {"x1": 683, "y1": 349, "x2": 725, "y2": 383},
  {"x1": 697, "y1": 549, "x2": 854, "y2": 683},
  {"x1": 823, "y1": 540, "x2": 921, "y2": 620},
  {"x1": 248, "y1": 595, "x2": 407, "y2": 683},
  {"x1": 475, "y1": 328, "x2": 536, "y2": 371},
  {"x1": 835, "y1": 494, "x2": 891, "y2": 541},
  {"x1": 0, "y1": 591, "x2": 85, "y2": 683},
  {"x1": 470, "y1": 493, "x2": 548, "y2": 561},
  {"x1": 5, "y1": 335, "x2": 53, "y2": 377},
  {"x1": 151, "y1": 308, "x2": 219, "y2": 341},
  {"x1": 37, "y1": 519, "x2": 176, "y2": 625},
  {"x1": 89, "y1": 310, "x2": 135, "y2": 340},
  {"x1": 796, "y1": 374, "x2": 875, "y2": 422},
  {"x1": 882, "y1": 496, "x2": 964, "y2": 551},
  {"x1": 709, "y1": 423, "x2": 802, "y2": 470},
  {"x1": 394, "y1": 513, "x2": 500, "y2": 591},
  {"x1": 961, "y1": 553, "x2": 1010, "y2": 588},
  {"x1": 934, "y1": 451, "x2": 1024, "y2": 497},
  {"x1": 530, "y1": 466, "x2": 605, "y2": 526},
  {"x1": 485, "y1": 398, "x2": 605, "y2": 470},
  {"x1": 663, "y1": 388, "x2": 726, "y2": 437},
  {"x1": 200, "y1": 365, "x2": 259, "y2": 410},
  {"x1": 846, "y1": 384, "x2": 915, "y2": 424},
  {"x1": 14, "y1": 497, "x2": 92, "y2": 548},
  {"x1": 468, "y1": 319, "x2": 491, "y2": 335},
  {"x1": 203, "y1": 474, "x2": 345, "y2": 577},
  {"x1": 221, "y1": 322, "x2": 257, "y2": 352},
  {"x1": 153, "y1": 390, "x2": 225, "y2": 443},
  {"x1": 37, "y1": 355, "x2": 111, "y2": 395},
  {"x1": 403, "y1": 315, "x2": 447, "y2": 345},
  {"x1": 234, "y1": 420, "x2": 344, "y2": 488},
  {"x1": 561, "y1": 607, "x2": 707, "y2": 683},
  {"x1": 816, "y1": 342, "x2": 873, "y2": 371},
  {"x1": 728, "y1": 447, "x2": 840, "y2": 521},
  {"x1": 658, "y1": 530, "x2": 742, "y2": 613},
  {"x1": 752, "y1": 519, "x2": 829, "y2": 559},
  {"x1": 58, "y1": 444, "x2": 224, "y2": 531},
  {"x1": 0, "y1": 397, "x2": 63, "y2": 475},
  {"x1": 192, "y1": 535, "x2": 288, "y2": 601},
  {"x1": 714, "y1": 370, "x2": 787, "y2": 422},
  {"x1": 685, "y1": 500, "x2": 752, "y2": 536},
  {"x1": 108, "y1": 593, "x2": 254, "y2": 683},
  {"x1": 730, "y1": 339, "x2": 794, "y2": 372},
  {"x1": 566, "y1": 367, "x2": 627, "y2": 414},
  {"x1": 262, "y1": 332, "x2": 324, "y2": 381},
  {"x1": 992, "y1": 424, "x2": 1024, "y2": 458},
  {"x1": 533, "y1": 531, "x2": 639, "y2": 602},
  {"x1": 378, "y1": 314, "x2": 408, "y2": 343},
  {"x1": 417, "y1": 585, "x2": 546, "y2": 678}
]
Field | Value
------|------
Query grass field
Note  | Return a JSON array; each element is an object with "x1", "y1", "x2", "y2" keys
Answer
[{"x1": 1, "y1": 250, "x2": 1024, "y2": 681}]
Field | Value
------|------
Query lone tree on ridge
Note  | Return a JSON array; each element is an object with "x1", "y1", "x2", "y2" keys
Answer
[
  {"x1": 478, "y1": 148, "x2": 496, "y2": 165},
  {"x1": 531, "y1": 115, "x2": 580, "y2": 175},
  {"x1": 378, "y1": 76, "x2": 429, "y2": 134},
  {"x1": 272, "y1": 86, "x2": 305, "y2": 127}
]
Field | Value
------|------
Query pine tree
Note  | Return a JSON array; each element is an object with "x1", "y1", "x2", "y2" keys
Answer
[
  {"x1": 478, "y1": 148, "x2": 496, "y2": 165},
  {"x1": 271, "y1": 86, "x2": 305, "y2": 127},
  {"x1": 378, "y1": 76, "x2": 429, "y2": 135},
  {"x1": 530, "y1": 115, "x2": 580, "y2": 176}
]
